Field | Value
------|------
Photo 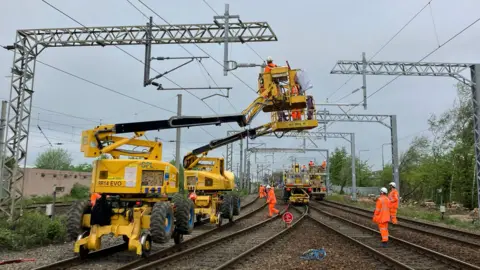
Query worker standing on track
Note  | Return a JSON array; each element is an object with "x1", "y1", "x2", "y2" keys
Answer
[
  {"x1": 90, "y1": 192, "x2": 101, "y2": 208},
  {"x1": 388, "y1": 182, "x2": 399, "y2": 225},
  {"x1": 266, "y1": 185, "x2": 279, "y2": 217},
  {"x1": 373, "y1": 187, "x2": 390, "y2": 247},
  {"x1": 259, "y1": 184, "x2": 266, "y2": 198}
]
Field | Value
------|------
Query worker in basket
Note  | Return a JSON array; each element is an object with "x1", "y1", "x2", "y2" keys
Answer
[
  {"x1": 264, "y1": 56, "x2": 277, "y2": 73},
  {"x1": 388, "y1": 182, "x2": 399, "y2": 225},
  {"x1": 372, "y1": 187, "x2": 390, "y2": 247},
  {"x1": 266, "y1": 185, "x2": 279, "y2": 217},
  {"x1": 291, "y1": 84, "x2": 302, "y2": 121}
]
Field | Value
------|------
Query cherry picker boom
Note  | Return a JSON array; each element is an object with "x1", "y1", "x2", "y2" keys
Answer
[{"x1": 69, "y1": 113, "x2": 247, "y2": 258}]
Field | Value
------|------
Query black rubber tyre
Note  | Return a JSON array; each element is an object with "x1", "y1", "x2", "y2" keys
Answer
[
  {"x1": 150, "y1": 202, "x2": 174, "y2": 244},
  {"x1": 172, "y1": 194, "x2": 194, "y2": 234},
  {"x1": 221, "y1": 194, "x2": 233, "y2": 221},
  {"x1": 140, "y1": 234, "x2": 152, "y2": 258},
  {"x1": 232, "y1": 194, "x2": 241, "y2": 216},
  {"x1": 66, "y1": 200, "x2": 91, "y2": 241}
]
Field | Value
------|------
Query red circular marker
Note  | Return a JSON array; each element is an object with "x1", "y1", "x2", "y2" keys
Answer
[{"x1": 282, "y1": 212, "x2": 293, "y2": 224}]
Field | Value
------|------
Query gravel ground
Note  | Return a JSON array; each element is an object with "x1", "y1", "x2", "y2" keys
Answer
[
  {"x1": 156, "y1": 204, "x2": 304, "y2": 269},
  {"x1": 229, "y1": 217, "x2": 384, "y2": 270},
  {"x1": 316, "y1": 202, "x2": 480, "y2": 267},
  {"x1": 0, "y1": 194, "x2": 259, "y2": 270}
]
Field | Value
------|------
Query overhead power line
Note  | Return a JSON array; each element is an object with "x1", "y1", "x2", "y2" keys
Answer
[
  {"x1": 327, "y1": 0, "x2": 434, "y2": 101},
  {"x1": 345, "y1": 13, "x2": 480, "y2": 114},
  {"x1": 41, "y1": 0, "x2": 222, "y2": 138}
]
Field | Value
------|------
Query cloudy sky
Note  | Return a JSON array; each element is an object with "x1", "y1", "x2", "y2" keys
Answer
[{"x1": 1, "y1": 0, "x2": 478, "y2": 177}]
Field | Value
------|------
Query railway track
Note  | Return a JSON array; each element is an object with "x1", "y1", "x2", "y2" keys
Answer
[
  {"x1": 321, "y1": 200, "x2": 480, "y2": 248},
  {"x1": 33, "y1": 195, "x2": 263, "y2": 270},
  {"x1": 309, "y1": 204, "x2": 480, "y2": 270},
  {"x1": 130, "y1": 204, "x2": 307, "y2": 270}
]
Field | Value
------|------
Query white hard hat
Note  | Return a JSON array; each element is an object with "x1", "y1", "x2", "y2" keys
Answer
[
  {"x1": 266, "y1": 185, "x2": 271, "y2": 189},
  {"x1": 266, "y1": 56, "x2": 273, "y2": 62},
  {"x1": 389, "y1": 182, "x2": 396, "y2": 188},
  {"x1": 380, "y1": 187, "x2": 388, "y2": 194}
]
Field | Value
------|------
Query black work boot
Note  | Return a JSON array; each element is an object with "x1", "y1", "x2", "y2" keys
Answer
[{"x1": 380, "y1": 242, "x2": 388, "y2": 248}]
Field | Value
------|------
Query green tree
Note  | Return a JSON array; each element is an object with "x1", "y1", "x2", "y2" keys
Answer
[
  {"x1": 35, "y1": 148, "x2": 72, "y2": 170},
  {"x1": 70, "y1": 163, "x2": 93, "y2": 172}
]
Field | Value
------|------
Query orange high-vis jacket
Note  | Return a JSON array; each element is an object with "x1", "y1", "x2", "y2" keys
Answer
[
  {"x1": 267, "y1": 189, "x2": 276, "y2": 204},
  {"x1": 373, "y1": 195, "x2": 390, "y2": 224},
  {"x1": 90, "y1": 193, "x2": 101, "y2": 207},
  {"x1": 388, "y1": 189, "x2": 399, "y2": 209},
  {"x1": 259, "y1": 186, "x2": 265, "y2": 194},
  {"x1": 264, "y1": 63, "x2": 277, "y2": 73}
]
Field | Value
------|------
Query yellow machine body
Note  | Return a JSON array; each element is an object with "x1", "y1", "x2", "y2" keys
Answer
[
  {"x1": 74, "y1": 206, "x2": 152, "y2": 255},
  {"x1": 184, "y1": 157, "x2": 235, "y2": 225},
  {"x1": 90, "y1": 159, "x2": 178, "y2": 195},
  {"x1": 283, "y1": 164, "x2": 311, "y2": 205},
  {"x1": 309, "y1": 164, "x2": 328, "y2": 200}
]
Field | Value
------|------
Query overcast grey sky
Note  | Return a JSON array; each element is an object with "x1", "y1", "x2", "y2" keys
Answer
[{"x1": 1, "y1": 0, "x2": 478, "y2": 175}]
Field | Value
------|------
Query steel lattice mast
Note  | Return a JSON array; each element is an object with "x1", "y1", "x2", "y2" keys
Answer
[
  {"x1": 331, "y1": 57, "x2": 480, "y2": 216},
  {"x1": 0, "y1": 17, "x2": 277, "y2": 219}
]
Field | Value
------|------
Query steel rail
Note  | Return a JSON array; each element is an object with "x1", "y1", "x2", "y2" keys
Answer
[
  {"x1": 130, "y1": 201, "x2": 295, "y2": 270},
  {"x1": 34, "y1": 196, "x2": 262, "y2": 270},
  {"x1": 321, "y1": 200, "x2": 480, "y2": 247},
  {"x1": 214, "y1": 206, "x2": 308, "y2": 270},
  {"x1": 309, "y1": 205, "x2": 480, "y2": 270}
]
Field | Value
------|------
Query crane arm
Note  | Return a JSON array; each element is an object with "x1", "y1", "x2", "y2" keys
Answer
[{"x1": 81, "y1": 114, "x2": 247, "y2": 158}]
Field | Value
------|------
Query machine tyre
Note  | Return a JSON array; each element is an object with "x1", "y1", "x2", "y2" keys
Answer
[
  {"x1": 150, "y1": 202, "x2": 174, "y2": 244},
  {"x1": 221, "y1": 194, "x2": 234, "y2": 221},
  {"x1": 232, "y1": 194, "x2": 241, "y2": 216},
  {"x1": 67, "y1": 200, "x2": 91, "y2": 241},
  {"x1": 172, "y1": 194, "x2": 194, "y2": 234}
]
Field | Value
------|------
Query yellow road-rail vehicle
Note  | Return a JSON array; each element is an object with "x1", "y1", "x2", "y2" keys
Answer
[
  {"x1": 309, "y1": 162, "x2": 328, "y2": 201},
  {"x1": 67, "y1": 114, "x2": 247, "y2": 258},
  {"x1": 181, "y1": 63, "x2": 319, "y2": 226},
  {"x1": 282, "y1": 164, "x2": 312, "y2": 205}
]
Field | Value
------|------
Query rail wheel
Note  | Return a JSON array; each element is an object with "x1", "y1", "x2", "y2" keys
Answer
[
  {"x1": 150, "y1": 202, "x2": 174, "y2": 243},
  {"x1": 221, "y1": 194, "x2": 234, "y2": 222},
  {"x1": 172, "y1": 194, "x2": 195, "y2": 235},
  {"x1": 232, "y1": 194, "x2": 241, "y2": 216},
  {"x1": 76, "y1": 231, "x2": 90, "y2": 259},
  {"x1": 173, "y1": 230, "x2": 184, "y2": 244},
  {"x1": 140, "y1": 233, "x2": 152, "y2": 258},
  {"x1": 67, "y1": 200, "x2": 91, "y2": 241}
]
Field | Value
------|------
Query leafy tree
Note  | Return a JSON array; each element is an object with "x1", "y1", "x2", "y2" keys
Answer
[
  {"x1": 329, "y1": 147, "x2": 373, "y2": 193},
  {"x1": 35, "y1": 148, "x2": 72, "y2": 170},
  {"x1": 70, "y1": 163, "x2": 93, "y2": 172}
]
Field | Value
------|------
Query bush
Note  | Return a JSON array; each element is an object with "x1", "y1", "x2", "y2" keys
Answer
[
  {"x1": 0, "y1": 211, "x2": 66, "y2": 250},
  {"x1": 70, "y1": 183, "x2": 89, "y2": 199}
]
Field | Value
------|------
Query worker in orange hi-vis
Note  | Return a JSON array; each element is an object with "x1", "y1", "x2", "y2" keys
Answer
[
  {"x1": 290, "y1": 84, "x2": 302, "y2": 120},
  {"x1": 264, "y1": 56, "x2": 277, "y2": 73},
  {"x1": 388, "y1": 182, "x2": 399, "y2": 225},
  {"x1": 373, "y1": 187, "x2": 391, "y2": 247},
  {"x1": 266, "y1": 185, "x2": 279, "y2": 217},
  {"x1": 90, "y1": 192, "x2": 101, "y2": 208},
  {"x1": 259, "y1": 184, "x2": 266, "y2": 198},
  {"x1": 321, "y1": 160, "x2": 327, "y2": 169}
]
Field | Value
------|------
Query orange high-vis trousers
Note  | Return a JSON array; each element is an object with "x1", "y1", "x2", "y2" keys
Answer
[
  {"x1": 292, "y1": 110, "x2": 301, "y2": 120},
  {"x1": 378, "y1": 222, "x2": 389, "y2": 242},
  {"x1": 390, "y1": 208, "x2": 398, "y2": 224},
  {"x1": 268, "y1": 203, "x2": 279, "y2": 217}
]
